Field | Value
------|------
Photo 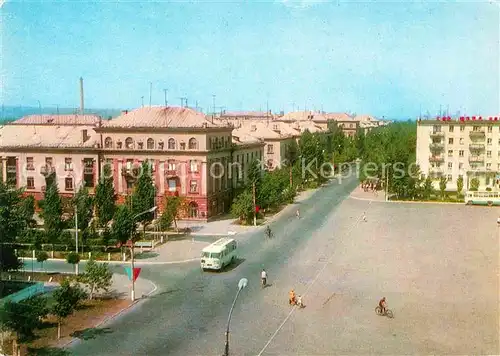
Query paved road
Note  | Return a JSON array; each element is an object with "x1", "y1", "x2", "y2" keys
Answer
[{"x1": 55, "y1": 173, "x2": 359, "y2": 355}]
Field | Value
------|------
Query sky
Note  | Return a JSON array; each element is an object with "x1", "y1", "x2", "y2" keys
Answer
[{"x1": 1, "y1": 0, "x2": 499, "y2": 119}]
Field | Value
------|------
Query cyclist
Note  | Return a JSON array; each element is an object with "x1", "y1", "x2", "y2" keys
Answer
[
  {"x1": 379, "y1": 297, "x2": 387, "y2": 314},
  {"x1": 265, "y1": 225, "x2": 273, "y2": 239},
  {"x1": 296, "y1": 209, "x2": 300, "y2": 219},
  {"x1": 261, "y1": 269, "x2": 267, "y2": 287}
]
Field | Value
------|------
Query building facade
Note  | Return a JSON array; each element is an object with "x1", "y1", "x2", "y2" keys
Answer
[{"x1": 416, "y1": 116, "x2": 500, "y2": 191}]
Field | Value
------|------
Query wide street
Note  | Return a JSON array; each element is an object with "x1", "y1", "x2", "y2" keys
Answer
[{"x1": 25, "y1": 172, "x2": 499, "y2": 355}]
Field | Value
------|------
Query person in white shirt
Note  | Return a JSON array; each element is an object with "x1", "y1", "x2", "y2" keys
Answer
[
  {"x1": 261, "y1": 269, "x2": 267, "y2": 287},
  {"x1": 297, "y1": 295, "x2": 304, "y2": 308}
]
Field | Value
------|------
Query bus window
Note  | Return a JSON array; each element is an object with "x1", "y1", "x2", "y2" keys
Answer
[
  {"x1": 210, "y1": 253, "x2": 221, "y2": 259},
  {"x1": 202, "y1": 252, "x2": 210, "y2": 258}
]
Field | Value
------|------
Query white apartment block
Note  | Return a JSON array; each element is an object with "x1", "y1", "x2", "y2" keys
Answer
[{"x1": 416, "y1": 116, "x2": 500, "y2": 191}]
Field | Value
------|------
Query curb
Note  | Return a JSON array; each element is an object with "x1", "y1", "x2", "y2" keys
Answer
[
  {"x1": 349, "y1": 195, "x2": 464, "y2": 205},
  {"x1": 60, "y1": 279, "x2": 158, "y2": 350},
  {"x1": 22, "y1": 257, "x2": 200, "y2": 265}
]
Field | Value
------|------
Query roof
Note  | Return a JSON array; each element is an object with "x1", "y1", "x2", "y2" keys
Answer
[
  {"x1": 103, "y1": 106, "x2": 221, "y2": 129},
  {"x1": 236, "y1": 122, "x2": 292, "y2": 140},
  {"x1": 279, "y1": 111, "x2": 329, "y2": 122},
  {"x1": 232, "y1": 133, "x2": 263, "y2": 145},
  {"x1": 325, "y1": 112, "x2": 354, "y2": 121},
  {"x1": 270, "y1": 122, "x2": 301, "y2": 136},
  {"x1": 221, "y1": 111, "x2": 273, "y2": 118},
  {"x1": 0, "y1": 124, "x2": 99, "y2": 149},
  {"x1": 354, "y1": 114, "x2": 377, "y2": 122},
  {"x1": 295, "y1": 121, "x2": 326, "y2": 133},
  {"x1": 202, "y1": 238, "x2": 236, "y2": 253},
  {"x1": 11, "y1": 114, "x2": 101, "y2": 126}
]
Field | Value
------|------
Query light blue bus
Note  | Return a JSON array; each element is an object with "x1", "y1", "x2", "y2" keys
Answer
[{"x1": 465, "y1": 191, "x2": 500, "y2": 206}]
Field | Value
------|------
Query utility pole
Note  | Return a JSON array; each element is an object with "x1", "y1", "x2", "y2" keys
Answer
[
  {"x1": 212, "y1": 94, "x2": 216, "y2": 116},
  {"x1": 75, "y1": 204, "x2": 79, "y2": 275},
  {"x1": 149, "y1": 82, "x2": 152, "y2": 107},
  {"x1": 385, "y1": 166, "x2": 389, "y2": 201},
  {"x1": 253, "y1": 182, "x2": 257, "y2": 226},
  {"x1": 163, "y1": 89, "x2": 168, "y2": 106},
  {"x1": 141, "y1": 96, "x2": 144, "y2": 107}
]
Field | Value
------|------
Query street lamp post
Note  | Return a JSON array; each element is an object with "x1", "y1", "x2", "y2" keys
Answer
[
  {"x1": 223, "y1": 278, "x2": 248, "y2": 356},
  {"x1": 130, "y1": 206, "x2": 157, "y2": 301},
  {"x1": 75, "y1": 204, "x2": 79, "y2": 275}
]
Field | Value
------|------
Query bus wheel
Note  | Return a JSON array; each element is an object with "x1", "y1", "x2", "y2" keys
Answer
[
  {"x1": 488, "y1": 201, "x2": 493, "y2": 207},
  {"x1": 467, "y1": 201, "x2": 473, "y2": 205}
]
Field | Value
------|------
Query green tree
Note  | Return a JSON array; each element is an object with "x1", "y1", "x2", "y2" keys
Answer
[
  {"x1": 94, "y1": 164, "x2": 116, "y2": 227},
  {"x1": 111, "y1": 205, "x2": 136, "y2": 245},
  {"x1": 73, "y1": 185, "x2": 93, "y2": 231},
  {"x1": 284, "y1": 140, "x2": 299, "y2": 186},
  {"x1": 161, "y1": 196, "x2": 186, "y2": 231},
  {"x1": 422, "y1": 175, "x2": 434, "y2": 199},
  {"x1": 19, "y1": 194, "x2": 36, "y2": 227},
  {"x1": 298, "y1": 130, "x2": 319, "y2": 183},
  {"x1": 66, "y1": 252, "x2": 80, "y2": 274},
  {"x1": 41, "y1": 177, "x2": 63, "y2": 243},
  {"x1": 439, "y1": 176, "x2": 448, "y2": 199},
  {"x1": 0, "y1": 182, "x2": 32, "y2": 274},
  {"x1": 230, "y1": 190, "x2": 254, "y2": 224},
  {"x1": 36, "y1": 250, "x2": 49, "y2": 271},
  {"x1": 0, "y1": 296, "x2": 48, "y2": 343},
  {"x1": 51, "y1": 279, "x2": 86, "y2": 339},
  {"x1": 456, "y1": 175, "x2": 464, "y2": 196},
  {"x1": 469, "y1": 177, "x2": 480, "y2": 191},
  {"x1": 130, "y1": 161, "x2": 156, "y2": 233},
  {"x1": 78, "y1": 258, "x2": 113, "y2": 300}
]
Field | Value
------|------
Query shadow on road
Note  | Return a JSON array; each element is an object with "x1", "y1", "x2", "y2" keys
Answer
[
  {"x1": 71, "y1": 327, "x2": 113, "y2": 340},
  {"x1": 27, "y1": 347, "x2": 71, "y2": 355},
  {"x1": 202, "y1": 257, "x2": 246, "y2": 273},
  {"x1": 134, "y1": 252, "x2": 160, "y2": 260}
]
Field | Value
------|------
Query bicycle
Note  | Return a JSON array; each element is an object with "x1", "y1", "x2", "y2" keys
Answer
[
  {"x1": 265, "y1": 226, "x2": 274, "y2": 239},
  {"x1": 375, "y1": 306, "x2": 394, "y2": 318}
]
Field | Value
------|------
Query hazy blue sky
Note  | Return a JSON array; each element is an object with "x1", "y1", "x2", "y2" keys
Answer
[{"x1": 2, "y1": 0, "x2": 499, "y2": 119}]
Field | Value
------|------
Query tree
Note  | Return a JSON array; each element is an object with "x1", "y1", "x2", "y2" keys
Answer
[
  {"x1": 0, "y1": 182, "x2": 32, "y2": 274},
  {"x1": 36, "y1": 250, "x2": 49, "y2": 271},
  {"x1": 111, "y1": 205, "x2": 136, "y2": 245},
  {"x1": 161, "y1": 196, "x2": 186, "y2": 231},
  {"x1": 439, "y1": 176, "x2": 448, "y2": 199},
  {"x1": 0, "y1": 295, "x2": 48, "y2": 343},
  {"x1": 422, "y1": 175, "x2": 434, "y2": 200},
  {"x1": 470, "y1": 177, "x2": 479, "y2": 191},
  {"x1": 94, "y1": 164, "x2": 116, "y2": 227},
  {"x1": 78, "y1": 258, "x2": 113, "y2": 300},
  {"x1": 456, "y1": 175, "x2": 464, "y2": 196},
  {"x1": 284, "y1": 140, "x2": 299, "y2": 186},
  {"x1": 130, "y1": 161, "x2": 156, "y2": 233},
  {"x1": 41, "y1": 178, "x2": 63, "y2": 243},
  {"x1": 19, "y1": 195, "x2": 36, "y2": 227},
  {"x1": 230, "y1": 190, "x2": 254, "y2": 224},
  {"x1": 73, "y1": 185, "x2": 93, "y2": 231},
  {"x1": 51, "y1": 279, "x2": 86, "y2": 339},
  {"x1": 66, "y1": 252, "x2": 80, "y2": 273}
]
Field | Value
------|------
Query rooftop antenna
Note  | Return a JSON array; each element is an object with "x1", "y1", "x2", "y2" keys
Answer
[
  {"x1": 439, "y1": 104, "x2": 442, "y2": 117},
  {"x1": 212, "y1": 94, "x2": 216, "y2": 115},
  {"x1": 163, "y1": 89, "x2": 168, "y2": 106},
  {"x1": 141, "y1": 96, "x2": 144, "y2": 107},
  {"x1": 178, "y1": 97, "x2": 187, "y2": 107},
  {"x1": 446, "y1": 104, "x2": 449, "y2": 116},
  {"x1": 266, "y1": 99, "x2": 269, "y2": 125},
  {"x1": 79, "y1": 77, "x2": 84, "y2": 114},
  {"x1": 149, "y1": 82, "x2": 152, "y2": 107},
  {"x1": 419, "y1": 105, "x2": 422, "y2": 119}
]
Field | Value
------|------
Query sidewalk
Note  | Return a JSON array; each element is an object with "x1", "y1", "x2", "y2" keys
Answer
[{"x1": 349, "y1": 185, "x2": 387, "y2": 202}]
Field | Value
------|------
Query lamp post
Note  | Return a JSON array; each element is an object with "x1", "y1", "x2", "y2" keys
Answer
[
  {"x1": 130, "y1": 206, "x2": 157, "y2": 301},
  {"x1": 223, "y1": 278, "x2": 248, "y2": 356}
]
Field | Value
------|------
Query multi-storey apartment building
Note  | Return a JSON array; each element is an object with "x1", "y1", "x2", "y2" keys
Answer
[
  {"x1": 416, "y1": 116, "x2": 500, "y2": 191},
  {"x1": 0, "y1": 107, "x2": 264, "y2": 220},
  {"x1": 216, "y1": 111, "x2": 275, "y2": 128}
]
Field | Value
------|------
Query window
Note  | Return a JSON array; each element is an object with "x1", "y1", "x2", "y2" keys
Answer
[
  {"x1": 45, "y1": 157, "x2": 53, "y2": 165},
  {"x1": 448, "y1": 162, "x2": 452, "y2": 169},
  {"x1": 104, "y1": 137, "x2": 113, "y2": 148},
  {"x1": 473, "y1": 126, "x2": 481, "y2": 131},
  {"x1": 146, "y1": 138, "x2": 155, "y2": 149},
  {"x1": 448, "y1": 138, "x2": 454, "y2": 144},
  {"x1": 188, "y1": 138, "x2": 198, "y2": 149},
  {"x1": 459, "y1": 163, "x2": 463, "y2": 169},
  {"x1": 487, "y1": 138, "x2": 492, "y2": 145},
  {"x1": 168, "y1": 179, "x2": 177, "y2": 192},
  {"x1": 488, "y1": 126, "x2": 493, "y2": 133},
  {"x1": 459, "y1": 150, "x2": 464, "y2": 157},
  {"x1": 449, "y1": 126, "x2": 454, "y2": 132},
  {"x1": 447, "y1": 150, "x2": 453, "y2": 157},
  {"x1": 190, "y1": 160, "x2": 199, "y2": 172},
  {"x1": 167, "y1": 160, "x2": 176, "y2": 170},
  {"x1": 487, "y1": 150, "x2": 492, "y2": 158},
  {"x1": 180, "y1": 142, "x2": 186, "y2": 150},
  {"x1": 267, "y1": 144, "x2": 274, "y2": 154},
  {"x1": 447, "y1": 174, "x2": 452, "y2": 181},
  {"x1": 26, "y1": 177, "x2": 34, "y2": 189},
  {"x1": 498, "y1": 163, "x2": 500, "y2": 170},
  {"x1": 267, "y1": 159, "x2": 273, "y2": 169},
  {"x1": 126, "y1": 180, "x2": 134, "y2": 189},
  {"x1": 460, "y1": 126, "x2": 465, "y2": 132},
  {"x1": 459, "y1": 138, "x2": 464, "y2": 145},
  {"x1": 26, "y1": 157, "x2": 34, "y2": 170},
  {"x1": 189, "y1": 180, "x2": 198, "y2": 193},
  {"x1": 487, "y1": 163, "x2": 492, "y2": 170},
  {"x1": 65, "y1": 177, "x2": 73, "y2": 190},
  {"x1": 158, "y1": 141, "x2": 164, "y2": 149},
  {"x1": 168, "y1": 138, "x2": 176, "y2": 149},
  {"x1": 125, "y1": 137, "x2": 134, "y2": 149},
  {"x1": 65, "y1": 158, "x2": 73, "y2": 171},
  {"x1": 137, "y1": 141, "x2": 144, "y2": 149}
]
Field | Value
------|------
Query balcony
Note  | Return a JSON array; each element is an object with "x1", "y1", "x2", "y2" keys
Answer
[
  {"x1": 469, "y1": 130, "x2": 485, "y2": 138},
  {"x1": 121, "y1": 167, "x2": 140, "y2": 180},
  {"x1": 165, "y1": 169, "x2": 178, "y2": 177},
  {"x1": 429, "y1": 156, "x2": 444, "y2": 163},
  {"x1": 6, "y1": 165, "x2": 16, "y2": 173},
  {"x1": 469, "y1": 143, "x2": 485, "y2": 151},
  {"x1": 40, "y1": 165, "x2": 55, "y2": 176},
  {"x1": 430, "y1": 131, "x2": 444, "y2": 138},
  {"x1": 83, "y1": 167, "x2": 94, "y2": 175},
  {"x1": 468, "y1": 155, "x2": 484, "y2": 163},
  {"x1": 429, "y1": 143, "x2": 444, "y2": 151},
  {"x1": 429, "y1": 167, "x2": 443, "y2": 177}
]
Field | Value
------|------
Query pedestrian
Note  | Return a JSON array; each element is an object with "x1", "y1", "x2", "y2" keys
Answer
[{"x1": 362, "y1": 212, "x2": 367, "y2": 222}]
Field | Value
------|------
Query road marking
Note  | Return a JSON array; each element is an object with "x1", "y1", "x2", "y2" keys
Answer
[{"x1": 257, "y1": 200, "x2": 373, "y2": 356}]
